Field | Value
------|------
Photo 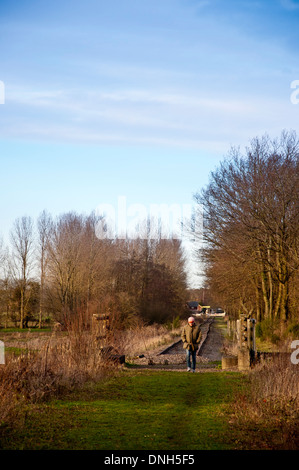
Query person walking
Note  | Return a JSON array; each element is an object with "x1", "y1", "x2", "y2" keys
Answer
[{"x1": 181, "y1": 316, "x2": 202, "y2": 372}]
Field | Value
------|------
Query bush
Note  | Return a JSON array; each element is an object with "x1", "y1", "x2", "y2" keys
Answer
[
  {"x1": 255, "y1": 318, "x2": 281, "y2": 344},
  {"x1": 0, "y1": 328, "x2": 116, "y2": 430},
  {"x1": 287, "y1": 322, "x2": 299, "y2": 339},
  {"x1": 233, "y1": 354, "x2": 299, "y2": 449}
]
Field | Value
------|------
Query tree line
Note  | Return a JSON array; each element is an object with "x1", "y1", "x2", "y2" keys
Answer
[
  {"x1": 0, "y1": 211, "x2": 188, "y2": 329},
  {"x1": 195, "y1": 130, "x2": 299, "y2": 329},
  {"x1": 1, "y1": 129, "x2": 298, "y2": 332}
]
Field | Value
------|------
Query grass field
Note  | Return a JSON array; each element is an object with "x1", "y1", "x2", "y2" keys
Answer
[
  {"x1": 0, "y1": 370, "x2": 245, "y2": 450},
  {"x1": 1, "y1": 320, "x2": 297, "y2": 451}
]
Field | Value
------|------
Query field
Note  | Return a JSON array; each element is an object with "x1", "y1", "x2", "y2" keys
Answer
[
  {"x1": 0, "y1": 369, "x2": 245, "y2": 450},
  {"x1": 0, "y1": 320, "x2": 298, "y2": 451}
]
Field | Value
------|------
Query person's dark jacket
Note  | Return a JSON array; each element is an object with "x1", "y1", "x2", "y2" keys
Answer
[{"x1": 181, "y1": 323, "x2": 202, "y2": 351}]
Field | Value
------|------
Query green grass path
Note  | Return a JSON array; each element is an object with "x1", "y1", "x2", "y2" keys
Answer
[{"x1": 1, "y1": 370, "x2": 245, "y2": 450}]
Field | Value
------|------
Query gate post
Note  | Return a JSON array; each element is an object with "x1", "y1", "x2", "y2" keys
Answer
[
  {"x1": 247, "y1": 318, "x2": 257, "y2": 365},
  {"x1": 92, "y1": 313, "x2": 110, "y2": 349},
  {"x1": 237, "y1": 314, "x2": 256, "y2": 371}
]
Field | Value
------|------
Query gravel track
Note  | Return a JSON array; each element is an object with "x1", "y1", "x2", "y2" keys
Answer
[{"x1": 130, "y1": 318, "x2": 225, "y2": 370}]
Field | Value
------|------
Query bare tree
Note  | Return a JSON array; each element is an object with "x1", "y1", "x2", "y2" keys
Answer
[
  {"x1": 195, "y1": 130, "x2": 299, "y2": 324},
  {"x1": 46, "y1": 212, "x2": 85, "y2": 321},
  {"x1": 0, "y1": 238, "x2": 11, "y2": 327},
  {"x1": 112, "y1": 218, "x2": 188, "y2": 324},
  {"x1": 10, "y1": 216, "x2": 34, "y2": 328},
  {"x1": 37, "y1": 210, "x2": 52, "y2": 328}
]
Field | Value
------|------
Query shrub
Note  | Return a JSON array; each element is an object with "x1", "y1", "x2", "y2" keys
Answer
[
  {"x1": 255, "y1": 318, "x2": 281, "y2": 344},
  {"x1": 233, "y1": 353, "x2": 299, "y2": 449},
  {"x1": 287, "y1": 322, "x2": 299, "y2": 339},
  {"x1": 0, "y1": 327, "x2": 116, "y2": 430}
]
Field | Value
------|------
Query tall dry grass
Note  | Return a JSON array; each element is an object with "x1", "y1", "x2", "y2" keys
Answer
[
  {"x1": 0, "y1": 318, "x2": 182, "y2": 430},
  {"x1": 112, "y1": 321, "x2": 183, "y2": 359},
  {"x1": 0, "y1": 326, "x2": 116, "y2": 430},
  {"x1": 233, "y1": 354, "x2": 299, "y2": 449}
]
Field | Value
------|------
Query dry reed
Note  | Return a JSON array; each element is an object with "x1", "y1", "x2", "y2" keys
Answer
[
  {"x1": 112, "y1": 322, "x2": 183, "y2": 358},
  {"x1": 0, "y1": 326, "x2": 116, "y2": 430},
  {"x1": 233, "y1": 353, "x2": 299, "y2": 449}
]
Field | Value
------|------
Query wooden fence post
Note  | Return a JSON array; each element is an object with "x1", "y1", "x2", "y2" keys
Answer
[
  {"x1": 237, "y1": 314, "x2": 256, "y2": 371},
  {"x1": 92, "y1": 314, "x2": 125, "y2": 365},
  {"x1": 92, "y1": 313, "x2": 110, "y2": 349},
  {"x1": 223, "y1": 315, "x2": 257, "y2": 371}
]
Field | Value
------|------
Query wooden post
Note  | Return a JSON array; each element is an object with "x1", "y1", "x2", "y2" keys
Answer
[
  {"x1": 91, "y1": 313, "x2": 125, "y2": 365},
  {"x1": 232, "y1": 319, "x2": 237, "y2": 341},
  {"x1": 236, "y1": 318, "x2": 242, "y2": 349},
  {"x1": 247, "y1": 318, "x2": 256, "y2": 365},
  {"x1": 236, "y1": 314, "x2": 257, "y2": 371},
  {"x1": 246, "y1": 319, "x2": 255, "y2": 352},
  {"x1": 227, "y1": 319, "x2": 237, "y2": 340},
  {"x1": 92, "y1": 313, "x2": 110, "y2": 349}
]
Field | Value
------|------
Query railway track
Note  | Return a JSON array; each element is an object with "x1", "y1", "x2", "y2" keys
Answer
[
  {"x1": 132, "y1": 317, "x2": 222, "y2": 369},
  {"x1": 158, "y1": 317, "x2": 214, "y2": 357}
]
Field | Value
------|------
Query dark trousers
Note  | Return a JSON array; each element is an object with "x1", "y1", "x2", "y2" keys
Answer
[{"x1": 186, "y1": 349, "x2": 197, "y2": 371}]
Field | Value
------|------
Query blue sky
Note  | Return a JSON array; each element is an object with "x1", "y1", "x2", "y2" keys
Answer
[{"x1": 0, "y1": 0, "x2": 299, "y2": 285}]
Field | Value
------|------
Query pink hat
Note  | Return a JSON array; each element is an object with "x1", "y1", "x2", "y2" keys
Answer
[{"x1": 188, "y1": 317, "x2": 195, "y2": 323}]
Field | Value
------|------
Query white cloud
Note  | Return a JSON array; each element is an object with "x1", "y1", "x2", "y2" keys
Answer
[{"x1": 3, "y1": 79, "x2": 297, "y2": 154}]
